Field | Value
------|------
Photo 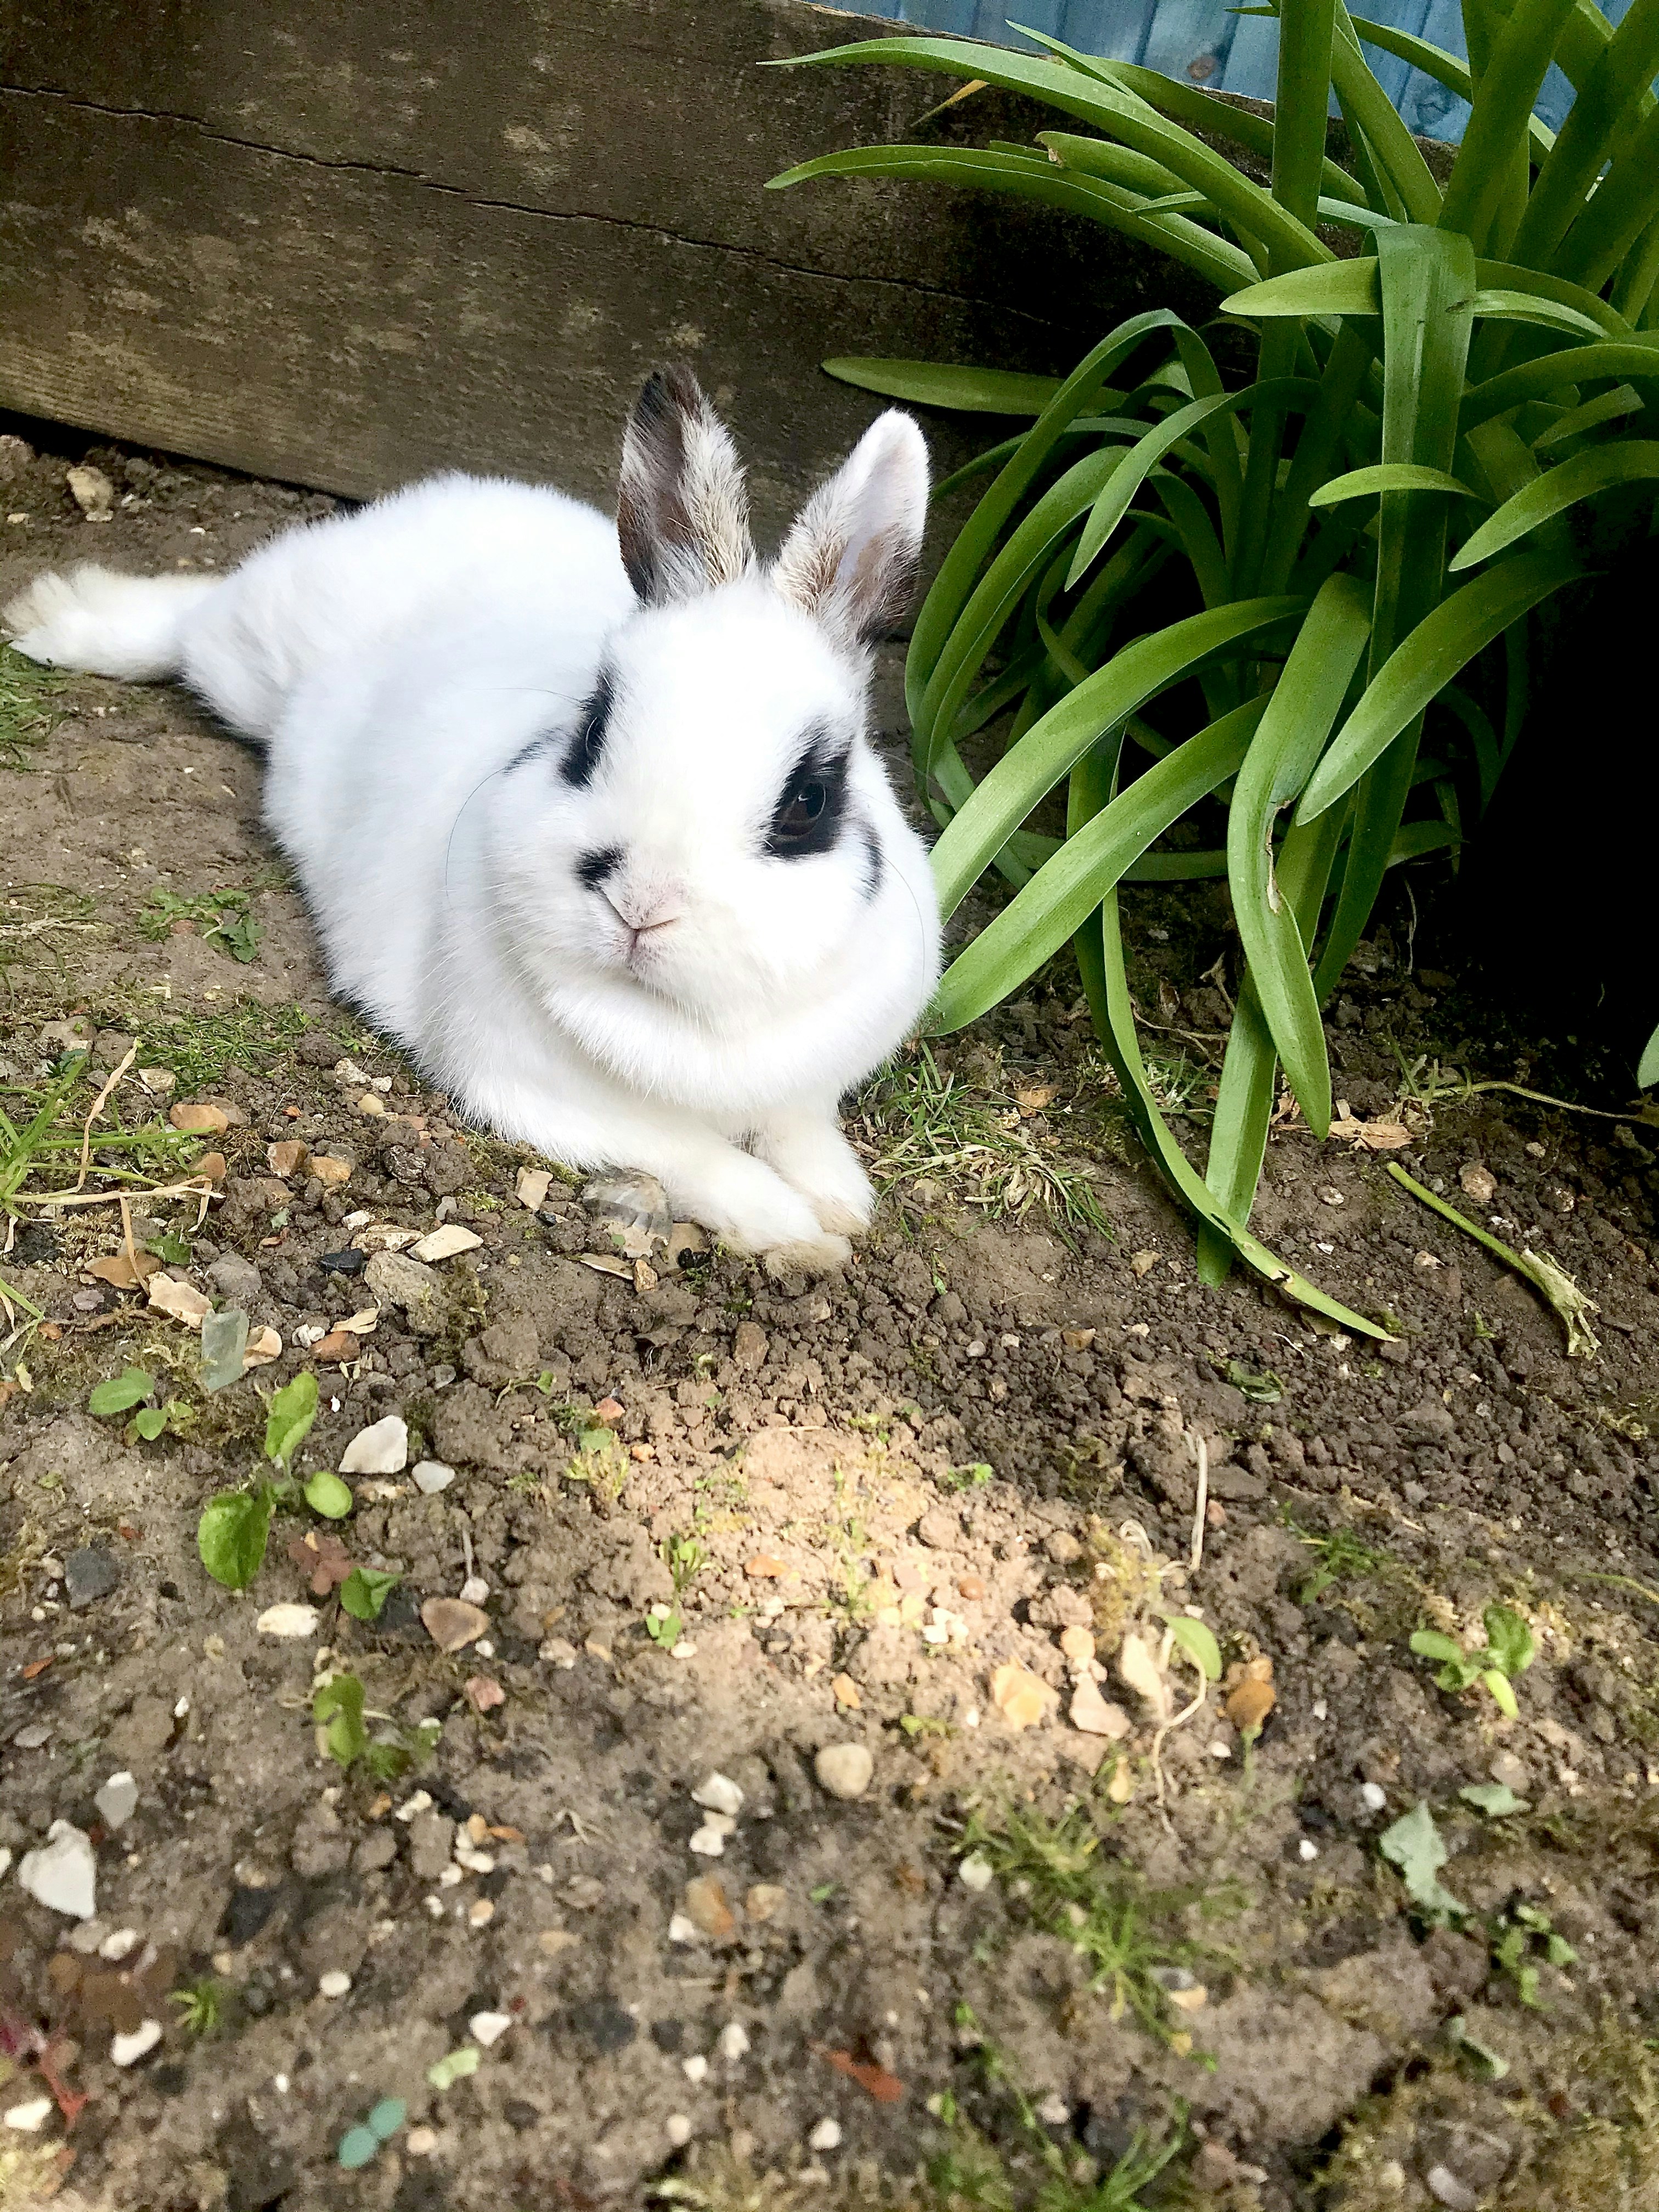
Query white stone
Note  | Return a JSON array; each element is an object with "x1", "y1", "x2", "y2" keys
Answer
[
  {"x1": 718, "y1": 2021, "x2": 750, "y2": 2062},
  {"x1": 1037, "y1": 2094, "x2": 1071, "y2": 2126},
  {"x1": 3, "y1": 2094, "x2": 54, "y2": 2132},
  {"x1": 111, "y1": 2018, "x2": 163, "y2": 2067},
  {"x1": 668, "y1": 1914, "x2": 701, "y2": 1945},
  {"x1": 1360, "y1": 1781, "x2": 1388, "y2": 1813},
  {"x1": 411, "y1": 1223, "x2": 483, "y2": 1263},
  {"x1": 318, "y1": 1970, "x2": 352, "y2": 1997},
  {"x1": 99, "y1": 1927, "x2": 140, "y2": 1961},
  {"x1": 958, "y1": 1853, "x2": 995, "y2": 1894},
  {"x1": 395, "y1": 1790, "x2": 432, "y2": 1821},
  {"x1": 689, "y1": 1824, "x2": 727, "y2": 1858},
  {"x1": 18, "y1": 1820, "x2": 97, "y2": 1918},
  {"x1": 1299, "y1": 1838, "x2": 1320, "y2": 1862},
  {"x1": 692, "y1": 1773, "x2": 744, "y2": 1818},
  {"x1": 407, "y1": 2126, "x2": 439, "y2": 2157},
  {"x1": 808, "y1": 2119, "x2": 842, "y2": 2152},
  {"x1": 666, "y1": 2114, "x2": 693, "y2": 2148},
  {"x1": 459, "y1": 1575, "x2": 489, "y2": 1605},
  {"x1": 256, "y1": 1603, "x2": 319, "y2": 1639},
  {"x1": 340, "y1": 1414, "x2": 408, "y2": 1475},
  {"x1": 814, "y1": 1743, "x2": 873, "y2": 1801},
  {"x1": 411, "y1": 1459, "x2": 456, "y2": 1495},
  {"x1": 469, "y1": 2010, "x2": 512, "y2": 2048},
  {"x1": 94, "y1": 1771, "x2": 138, "y2": 1831},
  {"x1": 682, "y1": 2054, "x2": 709, "y2": 2084}
]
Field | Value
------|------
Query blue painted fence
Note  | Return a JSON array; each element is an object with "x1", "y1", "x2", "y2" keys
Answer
[{"x1": 854, "y1": 0, "x2": 1634, "y2": 142}]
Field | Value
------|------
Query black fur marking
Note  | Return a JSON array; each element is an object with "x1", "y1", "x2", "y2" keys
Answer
[
  {"x1": 577, "y1": 845, "x2": 623, "y2": 890},
  {"x1": 765, "y1": 729, "x2": 850, "y2": 861},
  {"x1": 504, "y1": 732, "x2": 560, "y2": 778},
  {"x1": 561, "y1": 669, "x2": 615, "y2": 788},
  {"x1": 860, "y1": 822, "x2": 884, "y2": 901}
]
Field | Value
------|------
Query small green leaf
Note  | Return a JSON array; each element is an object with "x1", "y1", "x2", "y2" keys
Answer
[
  {"x1": 339, "y1": 1567, "x2": 400, "y2": 1622},
  {"x1": 1482, "y1": 1668, "x2": 1520, "y2": 1719},
  {"x1": 89, "y1": 1368, "x2": 154, "y2": 1417},
  {"x1": 132, "y1": 1406, "x2": 170, "y2": 1441},
  {"x1": 314, "y1": 1672, "x2": 368, "y2": 1767},
  {"x1": 304, "y1": 1470, "x2": 354, "y2": 1520},
  {"x1": 197, "y1": 1488, "x2": 274, "y2": 1590},
  {"x1": 426, "y1": 2046, "x2": 481, "y2": 2092},
  {"x1": 264, "y1": 1370, "x2": 319, "y2": 1470},
  {"x1": 1166, "y1": 1616, "x2": 1222, "y2": 1681},
  {"x1": 1482, "y1": 1604, "x2": 1535, "y2": 1679},
  {"x1": 200, "y1": 1305, "x2": 249, "y2": 1393},
  {"x1": 1378, "y1": 1802, "x2": 1468, "y2": 1924},
  {"x1": 1408, "y1": 1629, "x2": 1466, "y2": 1666},
  {"x1": 1446, "y1": 2013, "x2": 1510, "y2": 2079},
  {"x1": 1460, "y1": 1781, "x2": 1527, "y2": 1816}
]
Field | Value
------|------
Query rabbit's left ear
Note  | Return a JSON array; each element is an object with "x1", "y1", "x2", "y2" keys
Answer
[
  {"x1": 773, "y1": 411, "x2": 929, "y2": 650},
  {"x1": 617, "y1": 365, "x2": 755, "y2": 605}
]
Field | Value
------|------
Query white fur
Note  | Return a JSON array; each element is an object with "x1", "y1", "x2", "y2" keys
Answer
[{"x1": 4, "y1": 400, "x2": 939, "y2": 1270}]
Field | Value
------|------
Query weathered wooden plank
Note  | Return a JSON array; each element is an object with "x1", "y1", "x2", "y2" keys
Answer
[{"x1": 0, "y1": 0, "x2": 1211, "y2": 515}]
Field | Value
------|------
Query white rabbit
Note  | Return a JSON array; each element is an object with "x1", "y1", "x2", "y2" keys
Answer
[{"x1": 4, "y1": 370, "x2": 940, "y2": 1271}]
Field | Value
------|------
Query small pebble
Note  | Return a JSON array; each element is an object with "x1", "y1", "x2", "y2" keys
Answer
[
  {"x1": 1037, "y1": 2094, "x2": 1071, "y2": 2126},
  {"x1": 814, "y1": 1743, "x2": 873, "y2": 1801},
  {"x1": 718, "y1": 2022, "x2": 750, "y2": 2062},
  {"x1": 18, "y1": 1820, "x2": 97, "y2": 1919},
  {"x1": 111, "y1": 2018, "x2": 163, "y2": 2067},
  {"x1": 469, "y1": 1898, "x2": 495, "y2": 1927},
  {"x1": 1360, "y1": 1782, "x2": 1387, "y2": 1813},
  {"x1": 668, "y1": 1914, "x2": 702, "y2": 1945},
  {"x1": 3, "y1": 2095, "x2": 54, "y2": 2132},
  {"x1": 256, "y1": 1603, "x2": 319, "y2": 1639},
  {"x1": 808, "y1": 2118, "x2": 843, "y2": 2152},
  {"x1": 539, "y1": 1637, "x2": 578, "y2": 1667},
  {"x1": 689, "y1": 1824, "x2": 727, "y2": 1858},
  {"x1": 99, "y1": 1928, "x2": 139, "y2": 1960},
  {"x1": 682, "y1": 2054, "x2": 709, "y2": 2084},
  {"x1": 459, "y1": 1575, "x2": 490, "y2": 1605},
  {"x1": 1298, "y1": 1838, "x2": 1319, "y2": 1862},
  {"x1": 667, "y1": 2114, "x2": 693, "y2": 2148},
  {"x1": 470, "y1": 2010, "x2": 512, "y2": 2047},
  {"x1": 692, "y1": 1773, "x2": 744, "y2": 1818},
  {"x1": 958, "y1": 1853, "x2": 995, "y2": 1894},
  {"x1": 94, "y1": 1771, "x2": 138, "y2": 1832},
  {"x1": 411, "y1": 1460, "x2": 456, "y2": 1495},
  {"x1": 341, "y1": 1414, "x2": 408, "y2": 1476},
  {"x1": 406, "y1": 2126, "x2": 438, "y2": 2157},
  {"x1": 318, "y1": 1970, "x2": 352, "y2": 1998}
]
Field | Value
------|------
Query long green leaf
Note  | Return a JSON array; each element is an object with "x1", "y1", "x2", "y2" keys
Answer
[
  {"x1": 1228, "y1": 575, "x2": 1372, "y2": 1133},
  {"x1": 1449, "y1": 439, "x2": 1659, "y2": 566},
  {"x1": 1309, "y1": 463, "x2": 1487, "y2": 505},
  {"x1": 1330, "y1": 0, "x2": 1444, "y2": 224},
  {"x1": 1074, "y1": 872, "x2": 1386, "y2": 1334},
  {"x1": 1296, "y1": 551, "x2": 1583, "y2": 821},
  {"x1": 1041, "y1": 123, "x2": 1331, "y2": 272},
  {"x1": 933, "y1": 703, "x2": 1264, "y2": 1031},
  {"x1": 1440, "y1": 0, "x2": 1579, "y2": 253},
  {"x1": 1461, "y1": 336, "x2": 1659, "y2": 428},
  {"x1": 768, "y1": 145, "x2": 1256, "y2": 292},
  {"x1": 932, "y1": 597, "x2": 1301, "y2": 916},
  {"x1": 1225, "y1": 260, "x2": 1382, "y2": 318},
  {"x1": 907, "y1": 311, "x2": 1203, "y2": 727},
  {"x1": 1510, "y1": 0, "x2": 1659, "y2": 269},
  {"x1": 822, "y1": 360, "x2": 1063, "y2": 415},
  {"x1": 1556, "y1": 104, "x2": 1659, "y2": 290},
  {"x1": 1083, "y1": 53, "x2": 1364, "y2": 207}
]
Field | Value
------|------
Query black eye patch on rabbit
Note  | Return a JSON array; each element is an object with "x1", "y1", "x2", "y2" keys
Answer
[{"x1": 766, "y1": 730, "x2": 850, "y2": 859}]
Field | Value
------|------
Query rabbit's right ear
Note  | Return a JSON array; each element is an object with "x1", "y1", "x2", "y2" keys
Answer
[{"x1": 617, "y1": 366, "x2": 755, "y2": 606}]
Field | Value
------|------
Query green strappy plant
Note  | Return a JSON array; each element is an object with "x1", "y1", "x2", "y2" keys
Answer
[{"x1": 769, "y1": 0, "x2": 1659, "y2": 1327}]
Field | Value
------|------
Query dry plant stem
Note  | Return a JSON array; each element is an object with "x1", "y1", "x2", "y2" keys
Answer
[
  {"x1": 76, "y1": 1039, "x2": 138, "y2": 1190},
  {"x1": 1385, "y1": 1159, "x2": 1601, "y2": 1357},
  {"x1": 29, "y1": 1177, "x2": 216, "y2": 1221},
  {"x1": 1189, "y1": 1430, "x2": 1209, "y2": 1573},
  {"x1": 1149, "y1": 1654, "x2": 1209, "y2": 1833}
]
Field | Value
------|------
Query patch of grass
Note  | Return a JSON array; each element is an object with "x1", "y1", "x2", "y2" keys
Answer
[
  {"x1": 857, "y1": 1042, "x2": 1114, "y2": 1244},
  {"x1": 1289, "y1": 1516, "x2": 1393, "y2": 1607},
  {"x1": 148, "y1": 1000, "x2": 312, "y2": 1091},
  {"x1": 0, "y1": 647, "x2": 67, "y2": 769},
  {"x1": 957, "y1": 1803, "x2": 1233, "y2": 2056},
  {"x1": 139, "y1": 885, "x2": 262, "y2": 963},
  {"x1": 168, "y1": 1974, "x2": 228, "y2": 2037}
]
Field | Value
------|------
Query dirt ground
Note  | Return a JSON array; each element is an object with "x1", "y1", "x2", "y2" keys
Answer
[{"x1": 2, "y1": 431, "x2": 1658, "y2": 2212}]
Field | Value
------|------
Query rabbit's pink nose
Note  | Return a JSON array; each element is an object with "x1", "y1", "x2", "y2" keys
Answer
[{"x1": 602, "y1": 881, "x2": 685, "y2": 956}]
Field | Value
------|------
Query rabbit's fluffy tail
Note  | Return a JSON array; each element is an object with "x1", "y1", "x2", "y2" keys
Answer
[{"x1": 3, "y1": 565, "x2": 218, "y2": 682}]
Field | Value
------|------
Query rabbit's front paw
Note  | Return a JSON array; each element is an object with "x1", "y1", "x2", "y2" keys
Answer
[
  {"x1": 683, "y1": 1147, "x2": 849, "y2": 1269},
  {"x1": 754, "y1": 1115, "x2": 875, "y2": 1238}
]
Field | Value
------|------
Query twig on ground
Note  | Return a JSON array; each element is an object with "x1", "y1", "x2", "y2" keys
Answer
[
  {"x1": 1189, "y1": 1431, "x2": 1209, "y2": 1575},
  {"x1": 1386, "y1": 1160, "x2": 1600, "y2": 1358}
]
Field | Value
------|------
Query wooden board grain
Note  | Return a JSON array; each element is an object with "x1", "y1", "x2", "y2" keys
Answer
[{"x1": 0, "y1": 0, "x2": 1213, "y2": 518}]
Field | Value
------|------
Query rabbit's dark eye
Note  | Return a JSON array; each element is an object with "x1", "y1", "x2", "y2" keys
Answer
[
  {"x1": 766, "y1": 744, "x2": 848, "y2": 859},
  {"x1": 562, "y1": 669, "x2": 614, "y2": 789},
  {"x1": 776, "y1": 781, "x2": 826, "y2": 838}
]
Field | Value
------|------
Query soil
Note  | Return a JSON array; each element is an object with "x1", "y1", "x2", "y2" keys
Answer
[{"x1": 2, "y1": 431, "x2": 1658, "y2": 2212}]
